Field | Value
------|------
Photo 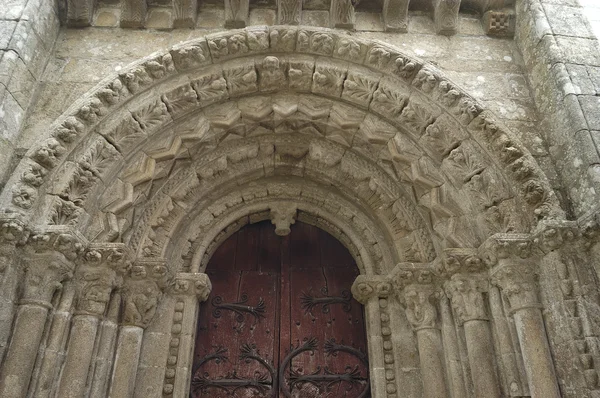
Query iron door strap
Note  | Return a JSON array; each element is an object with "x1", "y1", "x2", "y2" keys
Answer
[
  {"x1": 211, "y1": 293, "x2": 266, "y2": 323},
  {"x1": 278, "y1": 337, "x2": 370, "y2": 398},
  {"x1": 191, "y1": 344, "x2": 276, "y2": 397}
]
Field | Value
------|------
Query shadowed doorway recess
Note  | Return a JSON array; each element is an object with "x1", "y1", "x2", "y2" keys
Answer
[{"x1": 191, "y1": 221, "x2": 370, "y2": 398}]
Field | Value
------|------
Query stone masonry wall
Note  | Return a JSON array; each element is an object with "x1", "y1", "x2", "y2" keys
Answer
[
  {"x1": 516, "y1": 0, "x2": 600, "y2": 218},
  {"x1": 0, "y1": 0, "x2": 61, "y2": 190}
]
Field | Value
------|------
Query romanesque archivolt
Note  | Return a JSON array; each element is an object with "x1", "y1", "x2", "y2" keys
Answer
[
  {"x1": 0, "y1": 26, "x2": 575, "y2": 398},
  {"x1": 0, "y1": 27, "x2": 561, "y2": 268}
]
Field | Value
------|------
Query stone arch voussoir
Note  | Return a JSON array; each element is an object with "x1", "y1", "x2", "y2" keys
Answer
[{"x1": 0, "y1": 26, "x2": 563, "y2": 248}]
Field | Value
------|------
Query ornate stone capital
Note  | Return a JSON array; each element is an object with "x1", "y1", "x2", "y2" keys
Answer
[
  {"x1": 73, "y1": 244, "x2": 132, "y2": 316},
  {"x1": 21, "y1": 250, "x2": 75, "y2": 307},
  {"x1": 490, "y1": 260, "x2": 539, "y2": 313},
  {"x1": 350, "y1": 274, "x2": 393, "y2": 304},
  {"x1": 402, "y1": 283, "x2": 439, "y2": 331},
  {"x1": 121, "y1": 260, "x2": 169, "y2": 328},
  {"x1": 170, "y1": 273, "x2": 212, "y2": 301},
  {"x1": 479, "y1": 234, "x2": 533, "y2": 267},
  {"x1": 444, "y1": 274, "x2": 488, "y2": 324},
  {"x1": 74, "y1": 266, "x2": 118, "y2": 316}
]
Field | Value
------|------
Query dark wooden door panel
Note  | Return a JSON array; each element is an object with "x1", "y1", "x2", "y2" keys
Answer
[{"x1": 191, "y1": 221, "x2": 369, "y2": 398}]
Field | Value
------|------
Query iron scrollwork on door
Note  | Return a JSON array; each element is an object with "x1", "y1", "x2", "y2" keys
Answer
[
  {"x1": 300, "y1": 288, "x2": 353, "y2": 315},
  {"x1": 191, "y1": 344, "x2": 276, "y2": 397},
  {"x1": 278, "y1": 337, "x2": 370, "y2": 398},
  {"x1": 211, "y1": 293, "x2": 266, "y2": 322}
]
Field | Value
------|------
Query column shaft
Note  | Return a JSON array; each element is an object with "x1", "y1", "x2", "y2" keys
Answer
[
  {"x1": 464, "y1": 319, "x2": 501, "y2": 397},
  {"x1": 0, "y1": 304, "x2": 50, "y2": 398},
  {"x1": 440, "y1": 296, "x2": 467, "y2": 398},
  {"x1": 89, "y1": 297, "x2": 120, "y2": 398},
  {"x1": 416, "y1": 328, "x2": 448, "y2": 398},
  {"x1": 513, "y1": 307, "x2": 561, "y2": 398},
  {"x1": 34, "y1": 285, "x2": 76, "y2": 398},
  {"x1": 57, "y1": 315, "x2": 101, "y2": 398},
  {"x1": 109, "y1": 326, "x2": 144, "y2": 398}
]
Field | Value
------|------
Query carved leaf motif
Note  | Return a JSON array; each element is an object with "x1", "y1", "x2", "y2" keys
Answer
[
  {"x1": 413, "y1": 69, "x2": 437, "y2": 93},
  {"x1": 465, "y1": 168, "x2": 508, "y2": 210},
  {"x1": 104, "y1": 116, "x2": 146, "y2": 153},
  {"x1": 310, "y1": 33, "x2": 334, "y2": 55},
  {"x1": 228, "y1": 34, "x2": 249, "y2": 55},
  {"x1": 278, "y1": 0, "x2": 301, "y2": 24},
  {"x1": 192, "y1": 74, "x2": 228, "y2": 103},
  {"x1": 443, "y1": 143, "x2": 485, "y2": 186},
  {"x1": 394, "y1": 56, "x2": 419, "y2": 80},
  {"x1": 400, "y1": 101, "x2": 436, "y2": 135},
  {"x1": 162, "y1": 85, "x2": 199, "y2": 116},
  {"x1": 224, "y1": 64, "x2": 258, "y2": 95},
  {"x1": 420, "y1": 121, "x2": 461, "y2": 161},
  {"x1": 312, "y1": 66, "x2": 346, "y2": 96},
  {"x1": 371, "y1": 85, "x2": 408, "y2": 119},
  {"x1": 80, "y1": 140, "x2": 119, "y2": 180},
  {"x1": 270, "y1": 29, "x2": 296, "y2": 52},
  {"x1": 132, "y1": 100, "x2": 170, "y2": 131},
  {"x1": 343, "y1": 74, "x2": 378, "y2": 105},
  {"x1": 208, "y1": 38, "x2": 229, "y2": 58}
]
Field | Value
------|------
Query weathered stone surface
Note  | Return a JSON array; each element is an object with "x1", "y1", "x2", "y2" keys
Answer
[{"x1": 1, "y1": 1, "x2": 600, "y2": 397}]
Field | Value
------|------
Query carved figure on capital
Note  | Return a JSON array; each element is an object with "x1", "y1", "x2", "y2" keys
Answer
[
  {"x1": 74, "y1": 266, "x2": 118, "y2": 316},
  {"x1": 402, "y1": 284, "x2": 439, "y2": 331},
  {"x1": 121, "y1": 265, "x2": 162, "y2": 328}
]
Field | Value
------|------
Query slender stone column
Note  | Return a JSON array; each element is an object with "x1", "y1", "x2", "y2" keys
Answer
[
  {"x1": 34, "y1": 283, "x2": 76, "y2": 398},
  {"x1": 488, "y1": 285, "x2": 526, "y2": 396},
  {"x1": 445, "y1": 274, "x2": 501, "y2": 398},
  {"x1": 439, "y1": 295, "x2": 467, "y2": 398},
  {"x1": 402, "y1": 283, "x2": 448, "y2": 398},
  {"x1": 89, "y1": 293, "x2": 121, "y2": 398},
  {"x1": 57, "y1": 249, "x2": 121, "y2": 398},
  {"x1": 109, "y1": 264, "x2": 163, "y2": 398},
  {"x1": 0, "y1": 250, "x2": 75, "y2": 398},
  {"x1": 168, "y1": 273, "x2": 212, "y2": 397},
  {"x1": 352, "y1": 275, "x2": 395, "y2": 398},
  {"x1": 491, "y1": 258, "x2": 561, "y2": 398}
]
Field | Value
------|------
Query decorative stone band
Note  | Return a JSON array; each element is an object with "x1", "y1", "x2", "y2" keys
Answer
[{"x1": 170, "y1": 272, "x2": 212, "y2": 301}]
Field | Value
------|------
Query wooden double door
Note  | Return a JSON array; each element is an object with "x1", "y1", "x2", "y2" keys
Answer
[{"x1": 191, "y1": 221, "x2": 370, "y2": 398}]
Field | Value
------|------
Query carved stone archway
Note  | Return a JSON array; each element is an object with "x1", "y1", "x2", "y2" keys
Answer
[{"x1": 0, "y1": 26, "x2": 574, "y2": 398}]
